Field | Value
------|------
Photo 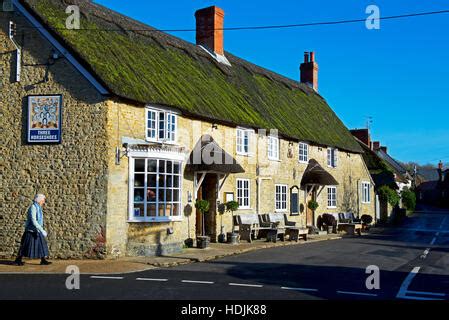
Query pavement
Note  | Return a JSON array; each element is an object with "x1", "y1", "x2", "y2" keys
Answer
[
  {"x1": 0, "y1": 233, "x2": 341, "y2": 274},
  {"x1": 1, "y1": 206, "x2": 448, "y2": 300}
]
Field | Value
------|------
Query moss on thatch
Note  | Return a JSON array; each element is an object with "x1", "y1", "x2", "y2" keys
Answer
[{"x1": 22, "y1": 0, "x2": 362, "y2": 153}]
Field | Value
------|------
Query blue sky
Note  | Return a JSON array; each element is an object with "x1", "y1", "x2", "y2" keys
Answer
[{"x1": 95, "y1": 0, "x2": 449, "y2": 165}]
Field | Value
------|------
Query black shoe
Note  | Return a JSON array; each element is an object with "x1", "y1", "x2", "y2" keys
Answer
[
  {"x1": 40, "y1": 259, "x2": 52, "y2": 265},
  {"x1": 14, "y1": 259, "x2": 25, "y2": 266}
]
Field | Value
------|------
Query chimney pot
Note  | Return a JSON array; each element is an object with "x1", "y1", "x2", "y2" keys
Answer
[
  {"x1": 304, "y1": 52, "x2": 309, "y2": 63},
  {"x1": 310, "y1": 51, "x2": 315, "y2": 62},
  {"x1": 373, "y1": 141, "x2": 381, "y2": 150},
  {"x1": 195, "y1": 6, "x2": 225, "y2": 56},
  {"x1": 438, "y1": 161, "x2": 443, "y2": 170}
]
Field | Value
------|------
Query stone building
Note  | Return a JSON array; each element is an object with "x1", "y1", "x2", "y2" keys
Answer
[{"x1": 0, "y1": 0, "x2": 375, "y2": 258}]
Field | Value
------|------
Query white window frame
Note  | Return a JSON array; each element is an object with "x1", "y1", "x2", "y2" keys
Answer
[
  {"x1": 236, "y1": 128, "x2": 254, "y2": 156},
  {"x1": 275, "y1": 184, "x2": 288, "y2": 212},
  {"x1": 362, "y1": 182, "x2": 371, "y2": 204},
  {"x1": 327, "y1": 186, "x2": 337, "y2": 208},
  {"x1": 299, "y1": 142, "x2": 309, "y2": 163},
  {"x1": 268, "y1": 135, "x2": 280, "y2": 161},
  {"x1": 145, "y1": 106, "x2": 178, "y2": 144},
  {"x1": 128, "y1": 156, "x2": 183, "y2": 223},
  {"x1": 236, "y1": 178, "x2": 251, "y2": 209},
  {"x1": 327, "y1": 148, "x2": 338, "y2": 168}
]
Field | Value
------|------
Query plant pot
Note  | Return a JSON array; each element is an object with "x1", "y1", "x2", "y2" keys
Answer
[
  {"x1": 217, "y1": 233, "x2": 226, "y2": 243},
  {"x1": 196, "y1": 236, "x2": 210, "y2": 249},
  {"x1": 226, "y1": 232, "x2": 239, "y2": 244},
  {"x1": 184, "y1": 238, "x2": 194, "y2": 248}
]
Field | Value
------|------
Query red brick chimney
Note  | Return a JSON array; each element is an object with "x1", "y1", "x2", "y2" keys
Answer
[
  {"x1": 372, "y1": 141, "x2": 381, "y2": 150},
  {"x1": 350, "y1": 129, "x2": 371, "y2": 147},
  {"x1": 300, "y1": 51, "x2": 319, "y2": 91},
  {"x1": 380, "y1": 146, "x2": 388, "y2": 154},
  {"x1": 195, "y1": 6, "x2": 225, "y2": 56}
]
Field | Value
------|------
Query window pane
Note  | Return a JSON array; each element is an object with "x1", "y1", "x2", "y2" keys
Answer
[
  {"x1": 135, "y1": 159, "x2": 145, "y2": 172},
  {"x1": 158, "y1": 189, "x2": 165, "y2": 202},
  {"x1": 174, "y1": 162, "x2": 180, "y2": 174},
  {"x1": 133, "y1": 204, "x2": 145, "y2": 217},
  {"x1": 148, "y1": 159, "x2": 157, "y2": 172},
  {"x1": 134, "y1": 189, "x2": 144, "y2": 202},
  {"x1": 166, "y1": 161, "x2": 173, "y2": 173},
  {"x1": 158, "y1": 204, "x2": 166, "y2": 217},
  {"x1": 165, "y1": 204, "x2": 173, "y2": 217},
  {"x1": 134, "y1": 174, "x2": 144, "y2": 187},
  {"x1": 148, "y1": 174, "x2": 157, "y2": 188},
  {"x1": 147, "y1": 204, "x2": 156, "y2": 217},
  {"x1": 173, "y1": 175, "x2": 180, "y2": 188},
  {"x1": 159, "y1": 174, "x2": 166, "y2": 188},
  {"x1": 166, "y1": 189, "x2": 173, "y2": 202},
  {"x1": 173, "y1": 203, "x2": 180, "y2": 216},
  {"x1": 173, "y1": 189, "x2": 179, "y2": 202},
  {"x1": 159, "y1": 160, "x2": 166, "y2": 173},
  {"x1": 147, "y1": 188, "x2": 156, "y2": 202}
]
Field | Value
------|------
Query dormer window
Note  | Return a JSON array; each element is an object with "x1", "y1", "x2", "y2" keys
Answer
[{"x1": 146, "y1": 107, "x2": 177, "y2": 143}]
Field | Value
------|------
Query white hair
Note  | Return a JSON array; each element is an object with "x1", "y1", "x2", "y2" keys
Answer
[{"x1": 34, "y1": 194, "x2": 46, "y2": 202}]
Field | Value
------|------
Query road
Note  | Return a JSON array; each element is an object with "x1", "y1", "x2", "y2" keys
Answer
[{"x1": 1, "y1": 207, "x2": 448, "y2": 300}]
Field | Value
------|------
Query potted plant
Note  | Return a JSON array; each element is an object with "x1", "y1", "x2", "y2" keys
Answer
[
  {"x1": 225, "y1": 200, "x2": 240, "y2": 244},
  {"x1": 217, "y1": 203, "x2": 227, "y2": 243},
  {"x1": 195, "y1": 199, "x2": 210, "y2": 249},
  {"x1": 307, "y1": 200, "x2": 319, "y2": 213},
  {"x1": 360, "y1": 214, "x2": 373, "y2": 231}
]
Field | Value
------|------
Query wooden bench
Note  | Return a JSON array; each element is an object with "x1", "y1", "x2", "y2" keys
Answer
[
  {"x1": 237, "y1": 213, "x2": 273, "y2": 243},
  {"x1": 331, "y1": 213, "x2": 362, "y2": 236},
  {"x1": 265, "y1": 213, "x2": 308, "y2": 242}
]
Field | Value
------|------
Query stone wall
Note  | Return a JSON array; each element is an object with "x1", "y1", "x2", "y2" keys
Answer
[{"x1": 0, "y1": 11, "x2": 108, "y2": 258}]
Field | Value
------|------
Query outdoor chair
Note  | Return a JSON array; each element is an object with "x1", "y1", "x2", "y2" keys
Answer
[{"x1": 237, "y1": 213, "x2": 273, "y2": 243}]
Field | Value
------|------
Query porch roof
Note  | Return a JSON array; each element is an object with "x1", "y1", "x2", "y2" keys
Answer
[
  {"x1": 300, "y1": 159, "x2": 339, "y2": 188},
  {"x1": 186, "y1": 135, "x2": 245, "y2": 174}
]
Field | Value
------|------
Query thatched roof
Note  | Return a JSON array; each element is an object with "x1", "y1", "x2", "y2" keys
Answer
[{"x1": 21, "y1": 0, "x2": 363, "y2": 153}]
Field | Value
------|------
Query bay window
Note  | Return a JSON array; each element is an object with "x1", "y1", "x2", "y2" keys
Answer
[{"x1": 130, "y1": 158, "x2": 182, "y2": 222}]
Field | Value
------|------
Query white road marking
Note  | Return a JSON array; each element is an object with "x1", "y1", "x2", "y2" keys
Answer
[
  {"x1": 136, "y1": 278, "x2": 168, "y2": 282},
  {"x1": 229, "y1": 283, "x2": 263, "y2": 288},
  {"x1": 90, "y1": 276, "x2": 124, "y2": 280},
  {"x1": 420, "y1": 248, "x2": 430, "y2": 259},
  {"x1": 430, "y1": 237, "x2": 437, "y2": 245},
  {"x1": 407, "y1": 290, "x2": 445, "y2": 297},
  {"x1": 336, "y1": 291, "x2": 378, "y2": 297},
  {"x1": 439, "y1": 217, "x2": 448, "y2": 230},
  {"x1": 396, "y1": 267, "x2": 445, "y2": 300},
  {"x1": 281, "y1": 287, "x2": 318, "y2": 292},
  {"x1": 181, "y1": 280, "x2": 214, "y2": 284}
]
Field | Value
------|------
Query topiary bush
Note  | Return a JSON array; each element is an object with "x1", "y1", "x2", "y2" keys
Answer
[
  {"x1": 307, "y1": 200, "x2": 319, "y2": 211},
  {"x1": 378, "y1": 186, "x2": 400, "y2": 207},
  {"x1": 361, "y1": 214, "x2": 373, "y2": 225}
]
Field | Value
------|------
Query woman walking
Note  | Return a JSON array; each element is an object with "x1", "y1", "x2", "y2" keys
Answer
[{"x1": 14, "y1": 194, "x2": 52, "y2": 266}]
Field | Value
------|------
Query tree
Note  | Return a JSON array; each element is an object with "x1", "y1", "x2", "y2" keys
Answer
[
  {"x1": 401, "y1": 188, "x2": 416, "y2": 212},
  {"x1": 378, "y1": 186, "x2": 400, "y2": 207},
  {"x1": 195, "y1": 199, "x2": 210, "y2": 237},
  {"x1": 225, "y1": 201, "x2": 239, "y2": 234}
]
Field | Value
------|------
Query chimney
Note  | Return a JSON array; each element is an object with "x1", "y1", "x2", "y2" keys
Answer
[
  {"x1": 380, "y1": 146, "x2": 388, "y2": 154},
  {"x1": 300, "y1": 51, "x2": 319, "y2": 91},
  {"x1": 373, "y1": 141, "x2": 381, "y2": 150},
  {"x1": 195, "y1": 6, "x2": 225, "y2": 56},
  {"x1": 438, "y1": 161, "x2": 443, "y2": 170},
  {"x1": 350, "y1": 129, "x2": 371, "y2": 147}
]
